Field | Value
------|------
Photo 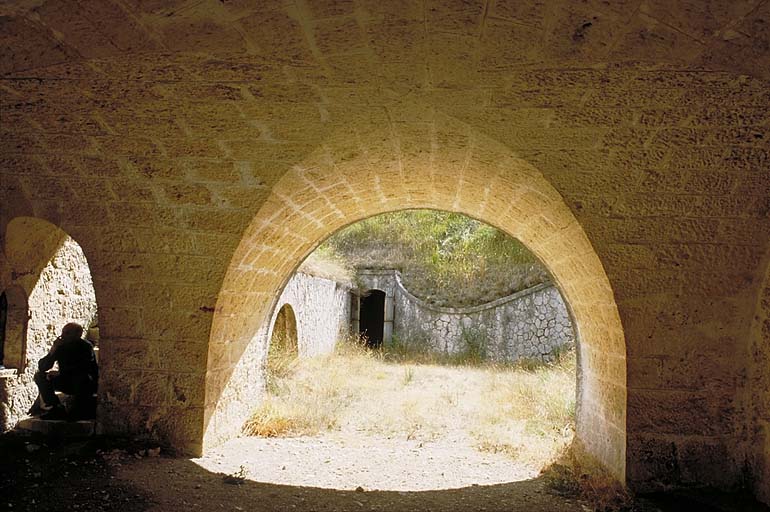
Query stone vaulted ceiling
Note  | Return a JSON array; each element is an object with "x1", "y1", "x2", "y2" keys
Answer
[{"x1": 1, "y1": 0, "x2": 770, "y2": 496}]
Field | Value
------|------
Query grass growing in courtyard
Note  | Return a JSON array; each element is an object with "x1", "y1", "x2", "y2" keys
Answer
[{"x1": 243, "y1": 338, "x2": 576, "y2": 471}]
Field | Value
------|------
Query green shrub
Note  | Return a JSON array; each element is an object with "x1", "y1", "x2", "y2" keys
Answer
[{"x1": 317, "y1": 209, "x2": 549, "y2": 307}]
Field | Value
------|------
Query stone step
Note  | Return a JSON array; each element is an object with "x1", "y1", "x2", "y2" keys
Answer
[
  {"x1": 0, "y1": 368, "x2": 18, "y2": 378},
  {"x1": 15, "y1": 417, "x2": 96, "y2": 438}
]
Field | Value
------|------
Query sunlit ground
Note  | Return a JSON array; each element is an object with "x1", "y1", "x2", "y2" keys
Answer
[
  {"x1": 193, "y1": 344, "x2": 575, "y2": 492},
  {"x1": 192, "y1": 433, "x2": 536, "y2": 491}
]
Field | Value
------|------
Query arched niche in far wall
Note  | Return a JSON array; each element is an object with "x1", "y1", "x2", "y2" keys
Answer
[{"x1": 0, "y1": 285, "x2": 28, "y2": 371}]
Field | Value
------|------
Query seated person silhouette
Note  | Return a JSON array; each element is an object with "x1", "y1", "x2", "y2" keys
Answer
[{"x1": 34, "y1": 322, "x2": 98, "y2": 421}]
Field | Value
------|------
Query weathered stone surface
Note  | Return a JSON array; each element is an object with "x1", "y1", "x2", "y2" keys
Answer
[
  {"x1": 742, "y1": 253, "x2": 770, "y2": 502},
  {"x1": 2, "y1": 0, "x2": 770, "y2": 503}
]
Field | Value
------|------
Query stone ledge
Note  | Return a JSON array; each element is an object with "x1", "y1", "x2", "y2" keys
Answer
[
  {"x1": 15, "y1": 417, "x2": 96, "y2": 438},
  {"x1": 394, "y1": 270, "x2": 555, "y2": 314}
]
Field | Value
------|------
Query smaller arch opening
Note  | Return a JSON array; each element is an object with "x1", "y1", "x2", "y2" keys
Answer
[
  {"x1": 0, "y1": 286, "x2": 29, "y2": 371},
  {"x1": 2, "y1": 217, "x2": 99, "y2": 429},
  {"x1": 267, "y1": 304, "x2": 299, "y2": 378},
  {"x1": 359, "y1": 290, "x2": 386, "y2": 348}
]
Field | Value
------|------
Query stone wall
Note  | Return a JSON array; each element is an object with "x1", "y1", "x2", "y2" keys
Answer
[
  {"x1": 385, "y1": 271, "x2": 574, "y2": 362},
  {"x1": 1, "y1": 234, "x2": 98, "y2": 431},
  {"x1": 746, "y1": 255, "x2": 770, "y2": 502},
  {"x1": 268, "y1": 271, "x2": 352, "y2": 358},
  {"x1": 5, "y1": 1, "x2": 770, "y2": 497},
  {"x1": 205, "y1": 270, "x2": 351, "y2": 447}
]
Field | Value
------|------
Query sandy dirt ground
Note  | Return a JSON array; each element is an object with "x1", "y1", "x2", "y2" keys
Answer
[
  {"x1": 112, "y1": 352, "x2": 585, "y2": 510},
  {"x1": 117, "y1": 443, "x2": 586, "y2": 512},
  {"x1": 3, "y1": 428, "x2": 767, "y2": 511},
  {"x1": 8, "y1": 352, "x2": 766, "y2": 511},
  {"x1": 191, "y1": 433, "x2": 537, "y2": 491}
]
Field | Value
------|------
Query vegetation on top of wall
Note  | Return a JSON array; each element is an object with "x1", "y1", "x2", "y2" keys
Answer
[
  {"x1": 317, "y1": 210, "x2": 549, "y2": 307},
  {"x1": 297, "y1": 247, "x2": 355, "y2": 285}
]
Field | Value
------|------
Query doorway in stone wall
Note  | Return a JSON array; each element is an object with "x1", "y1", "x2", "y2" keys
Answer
[{"x1": 359, "y1": 289, "x2": 385, "y2": 348}]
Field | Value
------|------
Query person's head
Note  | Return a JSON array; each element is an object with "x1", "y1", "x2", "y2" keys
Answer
[{"x1": 61, "y1": 322, "x2": 84, "y2": 340}]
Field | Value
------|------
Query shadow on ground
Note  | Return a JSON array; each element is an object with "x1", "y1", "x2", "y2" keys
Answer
[
  {"x1": 119, "y1": 455, "x2": 583, "y2": 512},
  {"x1": 0, "y1": 432, "x2": 150, "y2": 512},
  {"x1": 1, "y1": 432, "x2": 768, "y2": 512}
]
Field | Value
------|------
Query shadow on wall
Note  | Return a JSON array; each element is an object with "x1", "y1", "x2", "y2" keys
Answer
[{"x1": 745, "y1": 249, "x2": 770, "y2": 503}]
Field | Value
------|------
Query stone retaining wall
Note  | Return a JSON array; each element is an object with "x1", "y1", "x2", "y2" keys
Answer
[
  {"x1": 187, "y1": 270, "x2": 353, "y2": 446},
  {"x1": 359, "y1": 270, "x2": 574, "y2": 362}
]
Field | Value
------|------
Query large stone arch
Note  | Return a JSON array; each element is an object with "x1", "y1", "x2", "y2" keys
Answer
[{"x1": 205, "y1": 122, "x2": 627, "y2": 481}]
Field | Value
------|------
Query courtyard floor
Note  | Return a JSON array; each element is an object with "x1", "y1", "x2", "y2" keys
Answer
[{"x1": 2, "y1": 348, "x2": 768, "y2": 511}]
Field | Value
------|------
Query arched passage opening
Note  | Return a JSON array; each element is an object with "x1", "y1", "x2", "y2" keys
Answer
[
  {"x1": 205, "y1": 125, "x2": 627, "y2": 483},
  {"x1": 359, "y1": 290, "x2": 386, "y2": 348},
  {"x1": 0, "y1": 286, "x2": 28, "y2": 372},
  {"x1": 0, "y1": 217, "x2": 99, "y2": 430}
]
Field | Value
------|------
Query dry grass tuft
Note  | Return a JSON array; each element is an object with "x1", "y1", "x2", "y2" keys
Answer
[
  {"x1": 244, "y1": 335, "x2": 369, "y2": 437},
  {"x1": 244, "y1": 337, "x2": 576, "y2": 472},
  {"x1": 470, "y1": 350, "x2": 576, "y2": 467},
  {"x1": 297, "y1": 249, "x2": 354, "y2": 284},
  {"x1": 266, "y1": 337, "x2": 298, "y2": 383},
  {"x1": 242, "y1": 401, "x2": 301, "y2": 437}
]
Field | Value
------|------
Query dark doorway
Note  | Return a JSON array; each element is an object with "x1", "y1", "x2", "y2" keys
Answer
[{"x1": 359, "y1": 290, "x2": 385, "y2": 348}]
